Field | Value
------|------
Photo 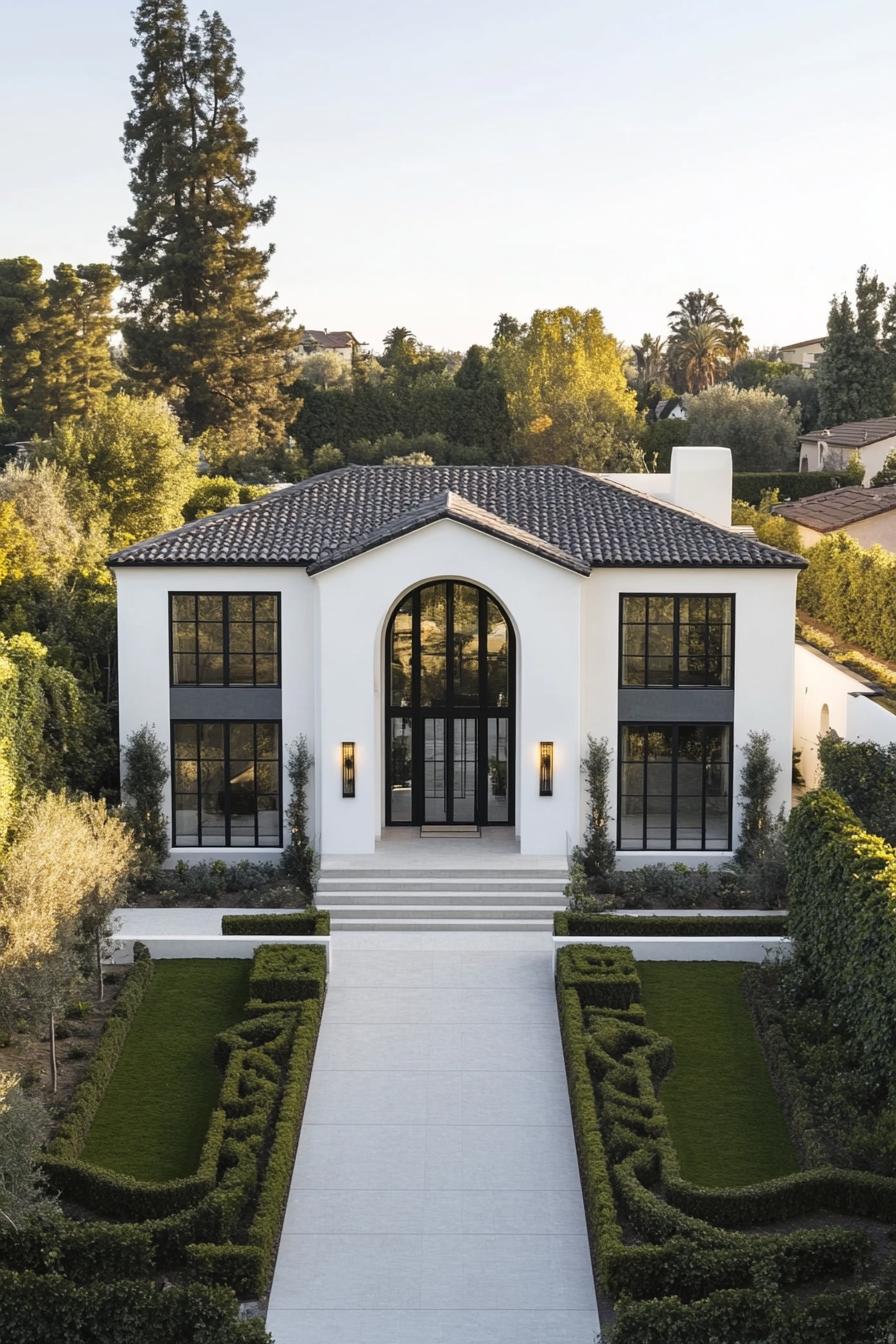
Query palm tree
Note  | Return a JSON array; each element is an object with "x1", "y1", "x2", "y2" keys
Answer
[
  {"x1": 723, "y1": 317, "x2": 750, "y2": 370},
  {"x1": 674, "y1": 323, "x2": 728, "y2": 392},
  {"x1": 381, "y1": 326, "x2": 418, "y2": 368},
  {"x1": 668, "y1": 290, "x2": 728, "y2": 338},
  {"x1": 632, "y1": 332, "x2": 667, "y2": 387}
]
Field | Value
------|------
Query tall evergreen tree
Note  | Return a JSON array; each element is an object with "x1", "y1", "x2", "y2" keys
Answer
[
  {"x1": 817, "y1": 266, "x2": 895, "y2": 426},
  {"x1": 0, "y1": 258, "x2": 45, "y2": 439},
  {"x1": 31, "y1": 264, "x2": 118, "y2": 432},
  {"x1": 112, "y1": 2, "x2": 297, "y2": 444}
]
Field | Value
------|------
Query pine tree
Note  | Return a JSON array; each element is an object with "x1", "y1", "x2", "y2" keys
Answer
[
  {"x1": 112, "y1": 2, "x2": 297, "y2": 445},
  {"x1": 817, "y1": 266, "x2": 895, "y2": 427},
  {"x1": 31, "y1": 264, "x2": 118, "y2": 432},
  {"x1": 0, "y1": 258, "x2": 46, "y2": 439}
]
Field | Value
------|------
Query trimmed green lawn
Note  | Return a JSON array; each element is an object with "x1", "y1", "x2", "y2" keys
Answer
[
  {"x1": 638, "y1": 961, "x2": 798, "y2": 1188},
  {"x1": 82, "y1": 959, "x2": 250, "y2": 1181}
]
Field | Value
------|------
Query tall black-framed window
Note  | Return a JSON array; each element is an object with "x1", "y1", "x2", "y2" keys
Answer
[
  {"x1": 170, "y1": 593, "x2": 280, "y2": 686},
  {"x1": 172, "y1": 720, "x2": 282, "y2": 847},
  {"x1": 618, "y1": 723, "x2": 732, "y2": 851},
  {"x1": 385, "y1": 581, "x2": 515, "y2": 826},
  {"x1": 620, "y1": 595, "x2": 733, "y2": 688}
]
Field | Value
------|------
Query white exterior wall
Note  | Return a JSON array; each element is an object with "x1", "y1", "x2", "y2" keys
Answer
[
  {"x1": 583, "y1": 567, "x2": 799, "y2": 866},
  {"x1": 793, "y1": 642, "x2": 896, "y2": 787},
  {"x1": 312, "y1": 519, "x2": 583, "y2": 857},
  {"x1": 799, "y1": 435, "x2": 896, "y2": 484},
  {"x1": 116, "y1": 565, "x2": 316, "y2": 859}
]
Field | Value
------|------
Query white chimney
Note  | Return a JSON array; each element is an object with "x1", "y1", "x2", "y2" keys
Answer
[{"x1": 669, "y1": 446, "x2": 732, "y2": 528}]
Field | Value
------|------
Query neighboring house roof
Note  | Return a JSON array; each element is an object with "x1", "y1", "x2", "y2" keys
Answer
[
  {"x1": 300, "y1": 329, "x2": 357, "y2": 350},
  {"x1": 780, "y1": 337, "x2": 825, "y2": 352},
  {"x1": 800, "y1": 417, "x2": 896, "y2": 447},
  {"x1": 108, "y1": 465, "x2": 805, "y2": 572},
  {"x1": 773, "y1": 484, "x2": 896, "y2": 533},
  {"x1": 654, "y1": 397, "x2": 685, "y2": 420}
]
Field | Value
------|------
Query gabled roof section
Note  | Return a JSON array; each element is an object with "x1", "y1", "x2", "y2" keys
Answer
[
  {"x1": 773, "y1": 484, "x2": 896, "y2": 532},
  {"x1": 107, "y1": 465, "x2": 806, "y2": 571},
  {"x1": 305, "y1": 489, "x2": 591, "y2": 575}
]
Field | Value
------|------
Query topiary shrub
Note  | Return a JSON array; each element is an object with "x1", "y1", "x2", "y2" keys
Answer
[
  {"x1": 280, "y1": 737, "x2": 317, "y2": 901},
  {"x1": 571, "y1": 736, "x2": 615, "y2": 895},
  {"x1": 121, "y1": 726, "x2": 169, "y2": 867}
]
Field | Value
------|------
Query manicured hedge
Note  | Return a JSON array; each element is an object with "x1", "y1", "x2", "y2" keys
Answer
[
  {"x1": 787, "y1": 790, "x2": 896, "y2": 1094},
  {"x1": 799, "y1": 530, "x2": 896, "y2": 662},
  {"x1": 7, "y1": 944, "x2": 327, "y2": 1307},
  {"x1": 0, "y1": 1270, "x2": 269, "y2": 1344},
  {"x1": 732, "y1": 469, "x2": 853, "y2": 505},
  {"x1": 554, "y1": 912, "x2": 789, "y2": 937},
  {"x1": 555, "y1": 944, "x2": 896, "y2": 1335},
  {"x1": 249, "y1": 944, "x2": 327, "y2": 1003},
  {"x1": 221, "y1": 909, "x2": 330, "y2": 936}
]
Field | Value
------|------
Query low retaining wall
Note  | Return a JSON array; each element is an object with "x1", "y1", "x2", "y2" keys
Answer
[
  {"x1": 108, "y1": 933, "x2": 332, "y2": 974},
  {"x1": 551, "y1": 934, "x2": 790, "y2": 973}
]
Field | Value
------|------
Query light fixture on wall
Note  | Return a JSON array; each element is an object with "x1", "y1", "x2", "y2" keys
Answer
[
  {"x1": 342, "y1": 741, "x2": 356, "y2": 798},
  {"x1": 539, "y1": 741, "x2": 554, "y2": 797}
]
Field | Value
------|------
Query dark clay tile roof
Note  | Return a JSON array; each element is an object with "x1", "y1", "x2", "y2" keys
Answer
[
  {"x1": 800, "y1": 417, "x2": 896, "y2": 447},
  {"x1": 107, "y1": 465, "x2": 805, "y2": 571},
  {"x1": 773, "y1": 484, "x2": 896, "y2": 532}
]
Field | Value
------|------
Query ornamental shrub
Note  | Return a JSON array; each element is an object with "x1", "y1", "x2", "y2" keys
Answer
[
  {"x1": 281, "y1": 737, "x2": 317, "y2": 900},
  {"x1": 818, "y1": 732, "x2": 896, "y2": 845},
  {"x1": 786, "y1": 789, "x2": 896, "y2": 1098},
  {"x1": 571, "y1": 736, "x2": 615, "y2": 894},
  {"x1": 731, "y1": 470, "x2": 854, "y2": 505},
  {"x1": 121, "y1": 726, "x2": 169, "y2": 866},
  {"x1": 799, "y1": 531, "x2": 896, "y2": 662}
]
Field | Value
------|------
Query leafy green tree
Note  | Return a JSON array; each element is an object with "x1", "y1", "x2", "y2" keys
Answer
[
  {"x1": 383, "y1": 451, "x2": 434, "y2": 466},
  {"x1": 492, "y1": 306, "x2": 640, "y2": 466},
  {"x1": 112, "y1": 1, "x2": 297, "y2": 443},
  {"x1": 121, "y1": 725, "x2": 169, "y2": 867},
  {"x1": 0, "y1": 257, "x2": 45, "y2": 438},
  {"x1": 183, "y1": 475, "x2": 267, "y2": 520},
  {"x1": 685, "y1": 383, "x2": 800, "y2": 470},
  {"x1": 871, "y1": 449, "x2": 896, "y2": 486},
  {"x1": 299, "y1": 351, "x2": 352, "y2": 390},
  {"x1": 735, "y1": 729, "x2": 780, "y2": 865},
  {"x1": 309, "y1": 443, "x2": 345, "y2": 474},
  {"x1": 30, "y1": 264, "x2": 118, "y2": 432},
  {"x1": 0, "y1": 1072, "x2": 51, "y2": 1229},
  {"x1": 817, "y1": 266, "x2": 895, "y2": 426},
  {"x1": 46, "y1": 393, "x2": 197, "y2": 547}
]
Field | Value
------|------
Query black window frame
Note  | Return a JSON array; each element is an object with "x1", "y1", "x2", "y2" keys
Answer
[
  {"x1": 617, "y1": 721, "x2": 733, "y2": 852},
  {"x1": 618, "y1": 593, "x2": 735, "y2": 690},
  {"x1": 168, "y1": 592, "x2": 282, "y2": 688},
  {"x1": 170, "y1": 718, "x2": 283, "y2": 848}
]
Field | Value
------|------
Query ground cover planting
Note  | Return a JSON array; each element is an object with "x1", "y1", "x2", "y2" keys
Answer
[
  {"x1": 0, "y1": 942, "x2": 327, "y2": 1343},
  {"x1": 638, "y1": 961, "x2": 797, "y2": 1187},
  {"x1": 82, "y1": 959, "x2": 250, "y2": 1180},
  {"x1": 557, "y1": 944, "x2": 896, "y2": 1342}
]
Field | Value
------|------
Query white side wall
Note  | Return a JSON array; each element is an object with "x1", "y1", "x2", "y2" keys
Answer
[
  {"x1": 115, "y1": 565, "x2": 316, "y2": 859},
  {"x1": 583, "y1": 567, "x2": 798, "y2": 865},
  {"x1": 312, "y1": 519, "x2": 584, "y2": 857},
  {"x1": 799, "y1": 436, "x2": 896, "y2": 484},
  {"x1": 793, "y1": 642, "x2": 896, "y2": 787}
]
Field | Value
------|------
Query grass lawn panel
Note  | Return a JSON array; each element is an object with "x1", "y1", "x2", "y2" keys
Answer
[
  {"x1": 81, "y1": 959, "x2": 251, "y2": 1181},
  {"x1": 638, "y1": 961, "x2": 798, "y2": 1188}
]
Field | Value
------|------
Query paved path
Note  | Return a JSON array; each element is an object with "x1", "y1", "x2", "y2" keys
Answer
[{"x1": 266, "y1": 932, "x2": 600, "y2": 1344}]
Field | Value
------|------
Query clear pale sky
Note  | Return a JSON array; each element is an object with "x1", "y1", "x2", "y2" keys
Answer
[{"x1": 2, "y1": 0, "x2": 895, "y2": 353}]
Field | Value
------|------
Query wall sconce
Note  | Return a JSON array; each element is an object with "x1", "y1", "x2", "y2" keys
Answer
[
  {"x1": 539, "y1": 741, "x2": 554, "y2": 797},
  {"x1": 342, "y1": 742, "x2": 356, "y2": 798}
]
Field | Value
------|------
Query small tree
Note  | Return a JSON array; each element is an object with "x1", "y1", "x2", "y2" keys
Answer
[
  {"x1": 281, "y1": 737, "x2": 317, "y2": 902},
  {"x1": 121, "y1": 726, "x2": 169, "y2": 867},
  {"x1": 871, "y1": 449, "x2": 896, "y2": 487},
  {"x1": 77, "y1": 797, "x2": 139, "y2": 1000},
  {"x1": 736, "y1": 731, "x2": 779, "y2": 864},
  {"x1": 572, "y1": 736, "x2": 616, "y2": 893},
  {"x1": 0, "y1": 1072, "x2": 52, "y2": 1230}
]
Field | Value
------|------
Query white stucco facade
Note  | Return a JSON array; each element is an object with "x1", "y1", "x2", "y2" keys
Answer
[
  {"x1": 115, "y1": 478, "x2": 801, "y2": 866},
  {"x1": 799, "y1": 433, "x2": 895, "y2": 485},
  {"x1": 794, "y1": 641, "x2": 896, "y2": 788}
]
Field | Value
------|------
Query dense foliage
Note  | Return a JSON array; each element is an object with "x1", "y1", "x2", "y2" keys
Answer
[
  {"x1": 731, "y1": 469, "x2": 855, "y2": 504},
  {"x1": 816, "y1": 265, "x2": 896, "y2": 427},
  {"x1": 799, "y1": 531, "x2": 896, "y2": 662},
  {"x1": 121, "y1": 726, "x2": 169, "y2": 867},
  {"x1": 818, "y1": 733, "x2": 896, "y2": 845},
  {"x1": 685, "y1": 384, "x2": 800, "y2": 471}
]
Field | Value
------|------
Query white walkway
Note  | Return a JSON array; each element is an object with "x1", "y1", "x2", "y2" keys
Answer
[{"x1": 266, "y1": 931, "x2": 600, "y2": 1344}]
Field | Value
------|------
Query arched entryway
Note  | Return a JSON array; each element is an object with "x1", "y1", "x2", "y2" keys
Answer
[{"x1": 385, "y1": 581, "x2": 515, "y2": 826}]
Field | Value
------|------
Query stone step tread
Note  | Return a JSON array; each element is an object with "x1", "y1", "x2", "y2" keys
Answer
[
  {"x1": 320, "y1": 894, "x2": 566, "y2": 906},
  {"x1": 329, "y1": 918, "x2": 553, "y2": 931},
  {"x1": 326, "y1": 904, "x2": 560, "y2": 916},
  {"x1": 318, "y1": 876, "x2": 568, "y2": 886}
]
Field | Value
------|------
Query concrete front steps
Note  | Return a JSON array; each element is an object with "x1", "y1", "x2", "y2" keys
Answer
[{"x1": 318, "y1": 866, "x2": 570, "y2": 931}]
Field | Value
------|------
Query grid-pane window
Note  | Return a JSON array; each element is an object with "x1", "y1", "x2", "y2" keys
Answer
[
  {"x1": 620, "y1": 595, "x2": 733, "y2": 688},
  {"x1": 172, "y1": 721, "x2": 281, "y2": 847},
  {"x1": 619, "y1": 723, "x2": 731, "y2": 851},
  {"x1": 170, "y1": 594, "x2": 280, "y2": 686}
]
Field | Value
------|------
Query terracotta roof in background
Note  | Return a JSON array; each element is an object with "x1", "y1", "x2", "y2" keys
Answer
[
  {"x1": 800, "y1": 417, "x2": 896, "y2": 446},
  {"x1": 773, "y1": 484, "x2": 896, "y2": 532},
  {"x1": 108, "y1": 465, "x2": 805, "y2": 571},
  {"x1": 300, "y1": 329, "x2": 357, "y2": 349}
]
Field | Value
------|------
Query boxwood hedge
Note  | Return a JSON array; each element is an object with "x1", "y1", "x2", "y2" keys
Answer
[
  {"x1": 2, "y1": 943, "x2": 326, "y2": 1336},
  {"x1": 556, "y1": 944, "x2": 896, "y2": 1338},
  {"x1": 221, "y1": 909, "x2": 330, "y2": 936},
  {"x1": 554, "y1": 912, "x2": 789, "y2": 937}
]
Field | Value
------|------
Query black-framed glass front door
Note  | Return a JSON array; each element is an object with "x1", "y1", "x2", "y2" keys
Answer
[{"x1": 385, "y1": 582, "x2": 515, "y2": 826}]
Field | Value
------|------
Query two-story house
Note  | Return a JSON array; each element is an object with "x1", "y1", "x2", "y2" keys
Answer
[{"x1": 109, "y1": 447, "x2": 804, "y2": 864}]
